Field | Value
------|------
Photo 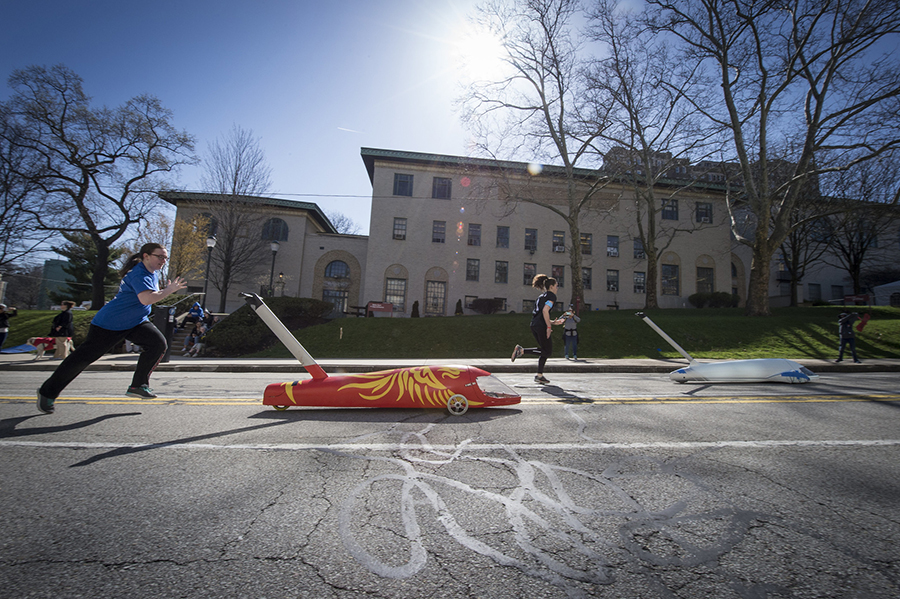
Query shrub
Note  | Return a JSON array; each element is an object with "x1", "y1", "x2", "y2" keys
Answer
[
  {"x1": 689, "y1": 292, "x2": 739, "y2": 308},
  {"x1": 470, "y1": 298, "x2": 504, "y2": 314},
  {"x1": 411, "y1": 300, "x2": 420, "y2": 318},
  {"x1": 205, "y1": 296, "x2": 333, "y2": 356},
  {"x1": 455, "y1": 299, "x2": 464, "y2": 315}
]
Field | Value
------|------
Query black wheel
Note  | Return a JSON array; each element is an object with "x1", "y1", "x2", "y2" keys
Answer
[
  {"x1": 273, "y1": 405, "x2": 289, "y2": 411},
  {"x1": 446, "y1": 394, "x2": 468, "y2": 416}
]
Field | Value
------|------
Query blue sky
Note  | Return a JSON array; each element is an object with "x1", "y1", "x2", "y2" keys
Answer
[{"x1": 1, "y1": 0, "x2": 489, "y2": 235}]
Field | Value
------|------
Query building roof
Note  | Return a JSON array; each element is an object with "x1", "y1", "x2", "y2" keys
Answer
[
  {"x1": 158, "y1": 191, "x2": 338, "y2": 234},
  {"x1": 359, "y1": 147, "x2": 729, "y2": 194}
]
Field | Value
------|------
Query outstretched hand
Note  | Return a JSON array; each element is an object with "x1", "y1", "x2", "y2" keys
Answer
[{"x1": 165, "y1": 276, "x2": 188, "y2": 293}]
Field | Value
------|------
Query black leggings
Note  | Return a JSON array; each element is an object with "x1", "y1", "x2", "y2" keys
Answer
[
  {"x1": 523, "y1": 323, "x2": 553, "y2": 374},
  {"x1": 39, "y1": 322, "x2": 167, "y2": 399}
]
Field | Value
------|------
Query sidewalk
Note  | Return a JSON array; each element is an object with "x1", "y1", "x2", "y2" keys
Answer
[{"x1": 2, "y1": 351, "x2": 899, "y2": 374}]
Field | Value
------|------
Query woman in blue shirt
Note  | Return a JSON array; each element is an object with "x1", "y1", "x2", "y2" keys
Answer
[
  {"x1": 37, "y1": 243, "x2": 187, "y2": 414},
  {"x1": 511, "y1": 274, "x2": 564, "y2": 384}
]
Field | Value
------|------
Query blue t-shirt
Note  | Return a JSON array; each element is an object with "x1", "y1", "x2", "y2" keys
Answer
[{"x1": 91, "y1": 262, "x2": 158, "y2": 331}]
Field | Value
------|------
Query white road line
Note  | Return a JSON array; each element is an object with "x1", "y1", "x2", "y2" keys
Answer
[{"x1": 1, "y1": 439, "x2": 898, "y2": 452}]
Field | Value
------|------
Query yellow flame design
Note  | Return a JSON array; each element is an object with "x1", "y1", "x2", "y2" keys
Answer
[{"x1": 338, "y1": 366, "x2": 463, "y2": 407}]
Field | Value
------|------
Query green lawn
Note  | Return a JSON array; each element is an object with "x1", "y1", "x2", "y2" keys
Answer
[
  {"x1": 5, "y1": 306, "x2": 898, "y2": 360},
  {"x1": 249, "y1": 306, "x2": 900, "y2": 360}
]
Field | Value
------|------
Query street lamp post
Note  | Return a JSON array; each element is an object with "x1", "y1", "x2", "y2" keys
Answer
[
  {"x1": 268, "y1": 241, "x2": 280, "y2": 296},
  {"x1": 202, "y1": 235, "x2": 216, "y2": 310}
]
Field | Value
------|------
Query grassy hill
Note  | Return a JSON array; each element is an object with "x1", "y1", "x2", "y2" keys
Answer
[
  {"x1": 250, "y1": 306, "x2": 900, "y2": 360},
  {"x1": 5, "y1": 305, "x2": 898, "y2": 360}
]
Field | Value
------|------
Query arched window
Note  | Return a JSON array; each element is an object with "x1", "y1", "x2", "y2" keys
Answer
[
  {"x1": 262, "y1": 218, "x2": 289, "y2": 242},
  {"x1": 325, "y1": 260, "x2": 350, "y2": 279}
]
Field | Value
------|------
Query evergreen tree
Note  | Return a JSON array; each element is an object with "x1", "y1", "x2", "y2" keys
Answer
[{"x1": 48, "y1": 232, "x2": 125, "y2": 306}]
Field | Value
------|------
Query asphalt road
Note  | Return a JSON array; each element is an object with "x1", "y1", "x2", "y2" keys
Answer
[{"x1": 1, "y1": 371, "x2": 899, "y2": 598}]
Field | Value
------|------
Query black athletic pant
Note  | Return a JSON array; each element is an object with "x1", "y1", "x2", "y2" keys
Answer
[
  {"x1": 39, "y1": 322, "x2": 167, "y2": 399},
  {"x1": 523, "y1": 323, "x2": 553, "y2": 374}
]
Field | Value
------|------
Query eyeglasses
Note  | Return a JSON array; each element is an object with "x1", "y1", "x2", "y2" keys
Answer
[{"x1": 150, "y1": 253, "x2": 169, "y2": 261}]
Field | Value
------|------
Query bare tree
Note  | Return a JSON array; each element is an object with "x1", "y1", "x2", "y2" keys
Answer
[
  {"x1": 0, "y1": 113, "x2": 53, "y2": 270},
  {"x1": 326, "y1": 210, "x2": 361, "y2": 235},
  {"x1": 199, "y1": 125, "x2": 273, "y2": 311},
  {"x1": 460, "y1": 0, "x2": 611, "y2": 311},
  {"x1": 587, "y1": 0, "x2": 720, "y2": 309},
  {"x1": 1, "y1": 64, "x2": 197, "y2": 309},
  {"x1": 819, "y1": 157, "x2": 900, "y2": 293},
  {"x1": 646, "y1": 0, "x2": 900, "y2": 315}
]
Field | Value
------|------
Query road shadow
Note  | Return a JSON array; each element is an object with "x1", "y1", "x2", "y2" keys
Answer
[
  {"x1": 68, "y1": 419, "x2": 292, "y2": 468},
  {"x1": 539, "y1": 385, "x2": 594, "y2": 404},
  {"x1": 248, "y1": 406, "x2": 523, "y2": 423},
  {"x1": 0, "y1": 413, "x2": 142, "y2": 438}
]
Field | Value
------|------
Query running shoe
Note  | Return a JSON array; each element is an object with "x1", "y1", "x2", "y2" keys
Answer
[
  {"x1": 534, "y1": 375, "x2": 550, "y2": 384},
  {"x1": 37, "y1": 389, "x2": 55, "y2": 414},
  {"x1": 126, "y1": 385, "x2": 158, "y2": 399},
  {"x1": 511, "y1": 345, "x2": 524, "y2": 362}
]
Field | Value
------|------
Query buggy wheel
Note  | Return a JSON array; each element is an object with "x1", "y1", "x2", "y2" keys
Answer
[{"x1": 446, "y1": 394, "x2": 468, "y2": 416}]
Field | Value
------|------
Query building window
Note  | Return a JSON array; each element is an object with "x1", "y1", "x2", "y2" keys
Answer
[
  {"x1": 322, "y1": 289, "x2": 349, "y2": 316},
  {"x1": 432, "y1": 177, "x2": 452, "y2": 199},
  {"x1": 553, "y1": 231, "x2": 566, "y2": 253},
  {"x1": 634, "y1": 271, "x2": 646, "y2": 294},
  {"x1": 696, "y1": 202, "x2": 713, "y2": 223},
  {"x1": 697, "y1": 267, "x2": 714, "y2": 294},
  {"x1": 393, "y1": 217, "x2": 407, "y2": 240},
  {"x1": 582, "y1": 267, "x2": 592, "y2": 290},
  {"x1": 496, "y1": 226, "x2": 510, "y2": 248},
  {"x1": 385, "y1": 277, "x2": 407, "y2": 311},
  {"x1": 432, "y1": 220, "x2": 446, "y2": 243},
  {"x1": 661, "y1": 264, "x2": 680, "y2": 295},
  {"x1": 324, "y1": 260, "x2": 349, "y2": 279},
  {"x1": 494, "y1": 297, "x2": 508, "y2": 311},
  {"x1": 581, "y1": 233, "x2": 592, "y2": 255},
  {"x1": 466, "y1": 258, "x2": 480, "y2": 281},
  {"x1": 495, "y1": 261, "x2": 508, "y2": 284},
  {"x1": 808, "y1": 283, "x2": 821, "y2": 302},
  {"x1": 607, "y1": 235, "x2": 619, "y2": 257},
  {"x1": 552, "y1": 265, "x2": 565, "y2": 287},
  {"x1": 468, "y1": 223, "x2": 482, "y2": 246},
  {"x1": 522, "y1": 299, "x2": 535, "y2": 313},
  {"x1": 465, "y1": 295, "x2": 478, "y2": 309},
  {"x1": 425, "y1": 281, "x2": 446, "y2": 315},
  {"x1": 634, "y1": 238, "x2": 645, "y2": 259},
  {"x1": 262, "y1": 217, "x2": 289, "y2": 242},
  {"x1": 662, "y1": 198, "x2": 679, "y2": 220},
  {"x1": 524, "y1": 263, "x2": 536, "y2": 285},
  {"x1": 831, "y1": 285, "x2": 844, "y2": 300},
  {"x1": 607, "y1": 269, "x2": 619, "y2": 292},
  {"x1": 393, "y1": 173, "x2": 413, "y2": 196},
  {"x1": 525, "y1": 228, "x2": 538, "y2": 252},
  {"x1": 200, "y1": 212, "x2": 218, "y2": 236}
]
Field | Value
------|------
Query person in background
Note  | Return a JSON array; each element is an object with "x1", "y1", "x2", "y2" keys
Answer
[
  {"x1": 0, "y1": 303, "x2": 17, "y2": 350},
  {"x1": 511, "y1": 274, "x2": 565, "y2": 384},
  {"x1": 49, "y1": 300, "x2": 76, "y2": 359},
  {"x1": 36, "y1": 243, "x2": 187, "y2": 414},
  {"x1": 836, "y1": 311, "x2": 862, "y2": 363},
  {"x1": 561, "y1": 304, "x2": 581, "y2": 360},
  {"x1": 182, "y1": 301, "x2": 203, "y2": 329}
]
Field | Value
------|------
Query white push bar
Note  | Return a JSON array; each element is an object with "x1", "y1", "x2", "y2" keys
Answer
[
  {"x1": 635, "y1": 312, "x2": 696, "y2": 364},
  {"x1": 241, "y1": 293, "x2": 328, "y2": 379}
]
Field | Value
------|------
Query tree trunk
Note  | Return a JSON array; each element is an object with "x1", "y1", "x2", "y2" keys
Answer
[
  {"x1": 91, "y1": 242, "x2": 110, "y2": 310},
  {"x1": 745, "y1": 244, "x2": 773, "y2": 316}
]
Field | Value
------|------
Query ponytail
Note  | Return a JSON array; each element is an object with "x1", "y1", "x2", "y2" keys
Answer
[
  {"x1": 119, "y1": 243, "x2": 163, "y2": 278},
  {"x1": 532, "y1": 274, "x2": 557, "y2": 291}
]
